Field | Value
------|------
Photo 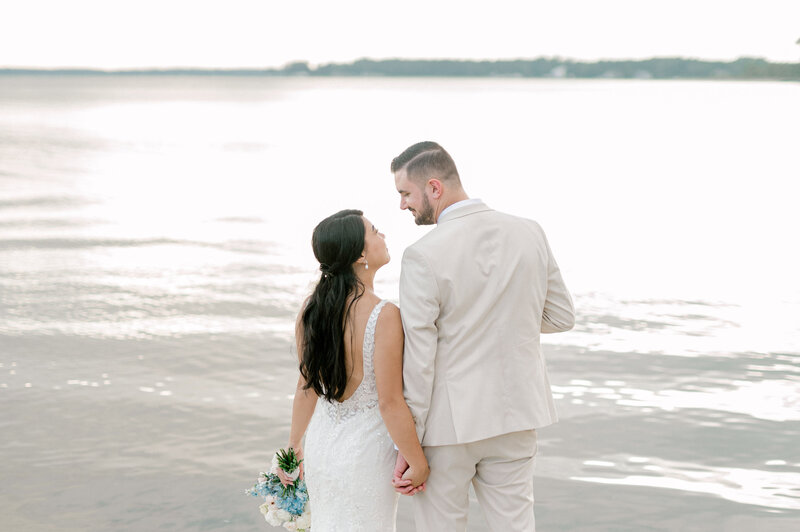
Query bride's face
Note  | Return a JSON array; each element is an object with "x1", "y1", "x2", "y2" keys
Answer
[{"x1": 360, "y1": 216, "x2": 390, "y2": 270}]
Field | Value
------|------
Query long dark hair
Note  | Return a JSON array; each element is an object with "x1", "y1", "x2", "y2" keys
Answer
[{"x1": 299, "y1": 209, "x2": 366, "y2": 402}]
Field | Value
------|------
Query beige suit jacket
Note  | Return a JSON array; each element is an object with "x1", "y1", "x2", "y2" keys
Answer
[{"x1": 399, "y1": 201, "x2": 575, "y2": 447}]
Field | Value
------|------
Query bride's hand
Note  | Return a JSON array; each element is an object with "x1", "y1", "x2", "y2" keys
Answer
[
  {"x1": 392, "y1": 453, "x2": 427, "y2": 495},
  {"x1": 276, "y1": 445, "x2": 304, "y2": 487}
]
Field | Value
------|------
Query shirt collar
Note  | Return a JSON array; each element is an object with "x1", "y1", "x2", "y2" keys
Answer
[{"x1": 437, "y1": 198, "x2": 483, "y2": 223}]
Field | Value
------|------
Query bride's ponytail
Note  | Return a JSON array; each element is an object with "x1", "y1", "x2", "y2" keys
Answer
[{"x1": 300, "y1": 209, "x2": 366, "y2": 402}]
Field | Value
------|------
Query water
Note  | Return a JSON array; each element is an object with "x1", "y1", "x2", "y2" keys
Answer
[{"x1": 1, "y1": 75, "x2": 799, "y2": 531}]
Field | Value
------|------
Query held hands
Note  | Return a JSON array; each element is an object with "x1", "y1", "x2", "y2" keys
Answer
[
  {"x1": 276, "y1": 445, "x2": 304, "y2": 487},
  {"x1": 391, "y1": 453, "x2": 428, "y2": 496},
  {"x1": 277, "y1": 447, "x2": 428, "y2": 494}
]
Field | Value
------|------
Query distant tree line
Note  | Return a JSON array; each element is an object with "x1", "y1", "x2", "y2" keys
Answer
[
  {"x1": 291, "y1": 57, "x2": 800, "y2": 80},
  {"x1": 3, "y1": 57, "x2": 799, "y2": 80}
]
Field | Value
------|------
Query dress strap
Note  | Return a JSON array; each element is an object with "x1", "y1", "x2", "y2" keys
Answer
[{"x1": 362, "y1": 300, "x2": 389, "y2": 367}]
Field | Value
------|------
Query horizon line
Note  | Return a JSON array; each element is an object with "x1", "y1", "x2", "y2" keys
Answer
[{"x1": 2, "y1": 55, "x2": 799, "y2": 72}]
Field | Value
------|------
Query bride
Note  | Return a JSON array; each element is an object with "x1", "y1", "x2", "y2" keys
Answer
[{"x1": 279, "y1": 209, "x2": 429, "y2": 531}]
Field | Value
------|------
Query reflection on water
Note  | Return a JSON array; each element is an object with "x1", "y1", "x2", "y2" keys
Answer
[
  {"x1": 555, "y1": 293, "x2": 800, "y2": 357},
  {"x1": 1, "y1": 76, "x2": 799, "y2": 531},
  {"x1": 551, "y1": 377, "x2": 800, "y2": 423},
  {"x1": 574, "y1": 456, "x2": 800, "y2": 510}
]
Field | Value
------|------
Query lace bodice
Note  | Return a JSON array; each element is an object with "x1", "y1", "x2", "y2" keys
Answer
[{"x1": 322, "y1": 299, "x2": 388, "y2": 423}]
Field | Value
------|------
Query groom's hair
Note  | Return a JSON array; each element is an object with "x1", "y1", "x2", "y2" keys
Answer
[{"x1": 391, "y1": 141, "x2": 461, "y2": 185}]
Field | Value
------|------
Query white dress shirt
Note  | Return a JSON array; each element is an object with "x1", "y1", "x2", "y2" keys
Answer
[{"x1": 437, "y1": 198, "x2": 484, "y2": 223}]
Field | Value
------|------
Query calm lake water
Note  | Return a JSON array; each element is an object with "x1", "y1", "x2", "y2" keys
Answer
[{"x1": 1, "y1": 75, "x2": 799, "y2": 531}]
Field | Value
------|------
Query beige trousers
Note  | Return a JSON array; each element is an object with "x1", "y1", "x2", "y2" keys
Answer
[{"x1": 413, "y1": 429, "x2": 538, "y2": 532}]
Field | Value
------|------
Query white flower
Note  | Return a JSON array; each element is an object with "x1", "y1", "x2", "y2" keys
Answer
[
  {"x1": 259, "y1": 495, "x2": 279, "y2": 516},
  {"x1": 283, "y1": 522, "x2": 297, "y2": 531},
  {"x1": 264, "y1": 510, "x2": 282, "y2": 527},
  {"x1": 270, "y1": 453, "x2": 281, "y2": 475},
  {"x1": 295, "y1": 513, "x2": 311, "y2": 529},
  {"x1": 275, "y1": 509, "x2": 292, "y2": 522}
]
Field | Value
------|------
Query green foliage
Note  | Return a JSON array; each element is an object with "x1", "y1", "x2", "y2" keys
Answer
[
  {"x1": 3, "y1": 58, "x2": 798, "y2": 80},
  {"x1": 276, "y1": 447, "x2": 303, "y2": 474},
  {"x1": 306, "y1": 57, "x2": 800, "y2": 80}
]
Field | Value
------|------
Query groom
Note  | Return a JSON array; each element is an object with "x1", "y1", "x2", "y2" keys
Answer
[{"x1": 391, "y1": 142, "x2": 575, "y2": 531}]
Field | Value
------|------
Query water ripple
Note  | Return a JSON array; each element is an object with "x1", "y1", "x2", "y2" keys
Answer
[{"x1": 572, "y1": 457, "x2": 800, "y2": 510}]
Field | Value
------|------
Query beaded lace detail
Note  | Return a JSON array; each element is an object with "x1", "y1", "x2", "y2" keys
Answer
[{"x1": 322, "y1": 299, "x2": 388, "y2": 423}]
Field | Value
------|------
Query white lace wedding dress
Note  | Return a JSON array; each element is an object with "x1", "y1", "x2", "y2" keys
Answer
[{"x1": 304, "y1": 300, "x2": 399, "y2": 531}]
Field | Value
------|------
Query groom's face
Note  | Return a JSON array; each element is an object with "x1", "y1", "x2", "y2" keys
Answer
[{"x1": 394, "y1": 169, "x2": 435, "y2": 226}]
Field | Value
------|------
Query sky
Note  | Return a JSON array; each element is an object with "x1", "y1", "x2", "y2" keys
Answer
[{"x1": 1, "y1": 0, "x2": 799, "y2": 69}]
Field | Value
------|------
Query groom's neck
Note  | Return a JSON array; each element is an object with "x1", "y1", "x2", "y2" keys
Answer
[{"x1": 434, "y1": 189, "x2": 470, "y2": 221}]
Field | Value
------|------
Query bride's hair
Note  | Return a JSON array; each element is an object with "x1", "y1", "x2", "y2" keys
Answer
[{"x1": 299, "y1": 209, "x2": 366, "y2": 402}]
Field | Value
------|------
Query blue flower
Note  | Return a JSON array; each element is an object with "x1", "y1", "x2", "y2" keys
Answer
[{"x1": 245, "y1": 473, "x2": 309, "y2": 517}]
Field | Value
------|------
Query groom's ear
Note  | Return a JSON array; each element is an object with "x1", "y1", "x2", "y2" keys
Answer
[{"x1": 427, "y1": 178, "x2": 443, "y2": 199}]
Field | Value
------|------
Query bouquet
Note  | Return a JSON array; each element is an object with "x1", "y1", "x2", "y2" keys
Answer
[{"x1": 246, "y1": 448, "x2": 311, "y2": 531}]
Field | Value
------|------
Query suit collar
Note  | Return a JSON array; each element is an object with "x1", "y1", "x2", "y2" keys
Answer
[{"x1": 437, "y1": 200, "x2": 491, "y2": 224}]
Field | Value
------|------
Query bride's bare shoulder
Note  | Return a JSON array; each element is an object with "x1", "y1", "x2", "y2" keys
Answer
[
  {"x1": 375, "y1": 301, "x2": 402, "y2": 335},
  {"x1": 380, "y1": 300, "x2": 400, "y2": 315}
]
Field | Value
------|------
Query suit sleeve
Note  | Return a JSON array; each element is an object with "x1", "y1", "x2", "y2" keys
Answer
[
  {"x1": 399, "y1": 246, "x2": 440, "y2": 444},
  {"x1": 540, "y1": 228, "x2": 576, "y2": 334}
]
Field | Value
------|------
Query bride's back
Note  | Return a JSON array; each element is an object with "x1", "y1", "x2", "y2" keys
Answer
[{"x1": 338, "y1": 293, "x2": 383, "y2": 402}]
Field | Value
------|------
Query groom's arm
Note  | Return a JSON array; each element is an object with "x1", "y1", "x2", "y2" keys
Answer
[
  {"x1": 399, "y1": 246, "x2": 440, "y2": 444},
  {"x1": 538, "y1": 224, "x2": 576, "y2": 333}
]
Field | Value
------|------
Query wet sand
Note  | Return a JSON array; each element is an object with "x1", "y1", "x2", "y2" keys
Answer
[{"x1": 3, "y1": 332, "x2": 799, "y2": 531}]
